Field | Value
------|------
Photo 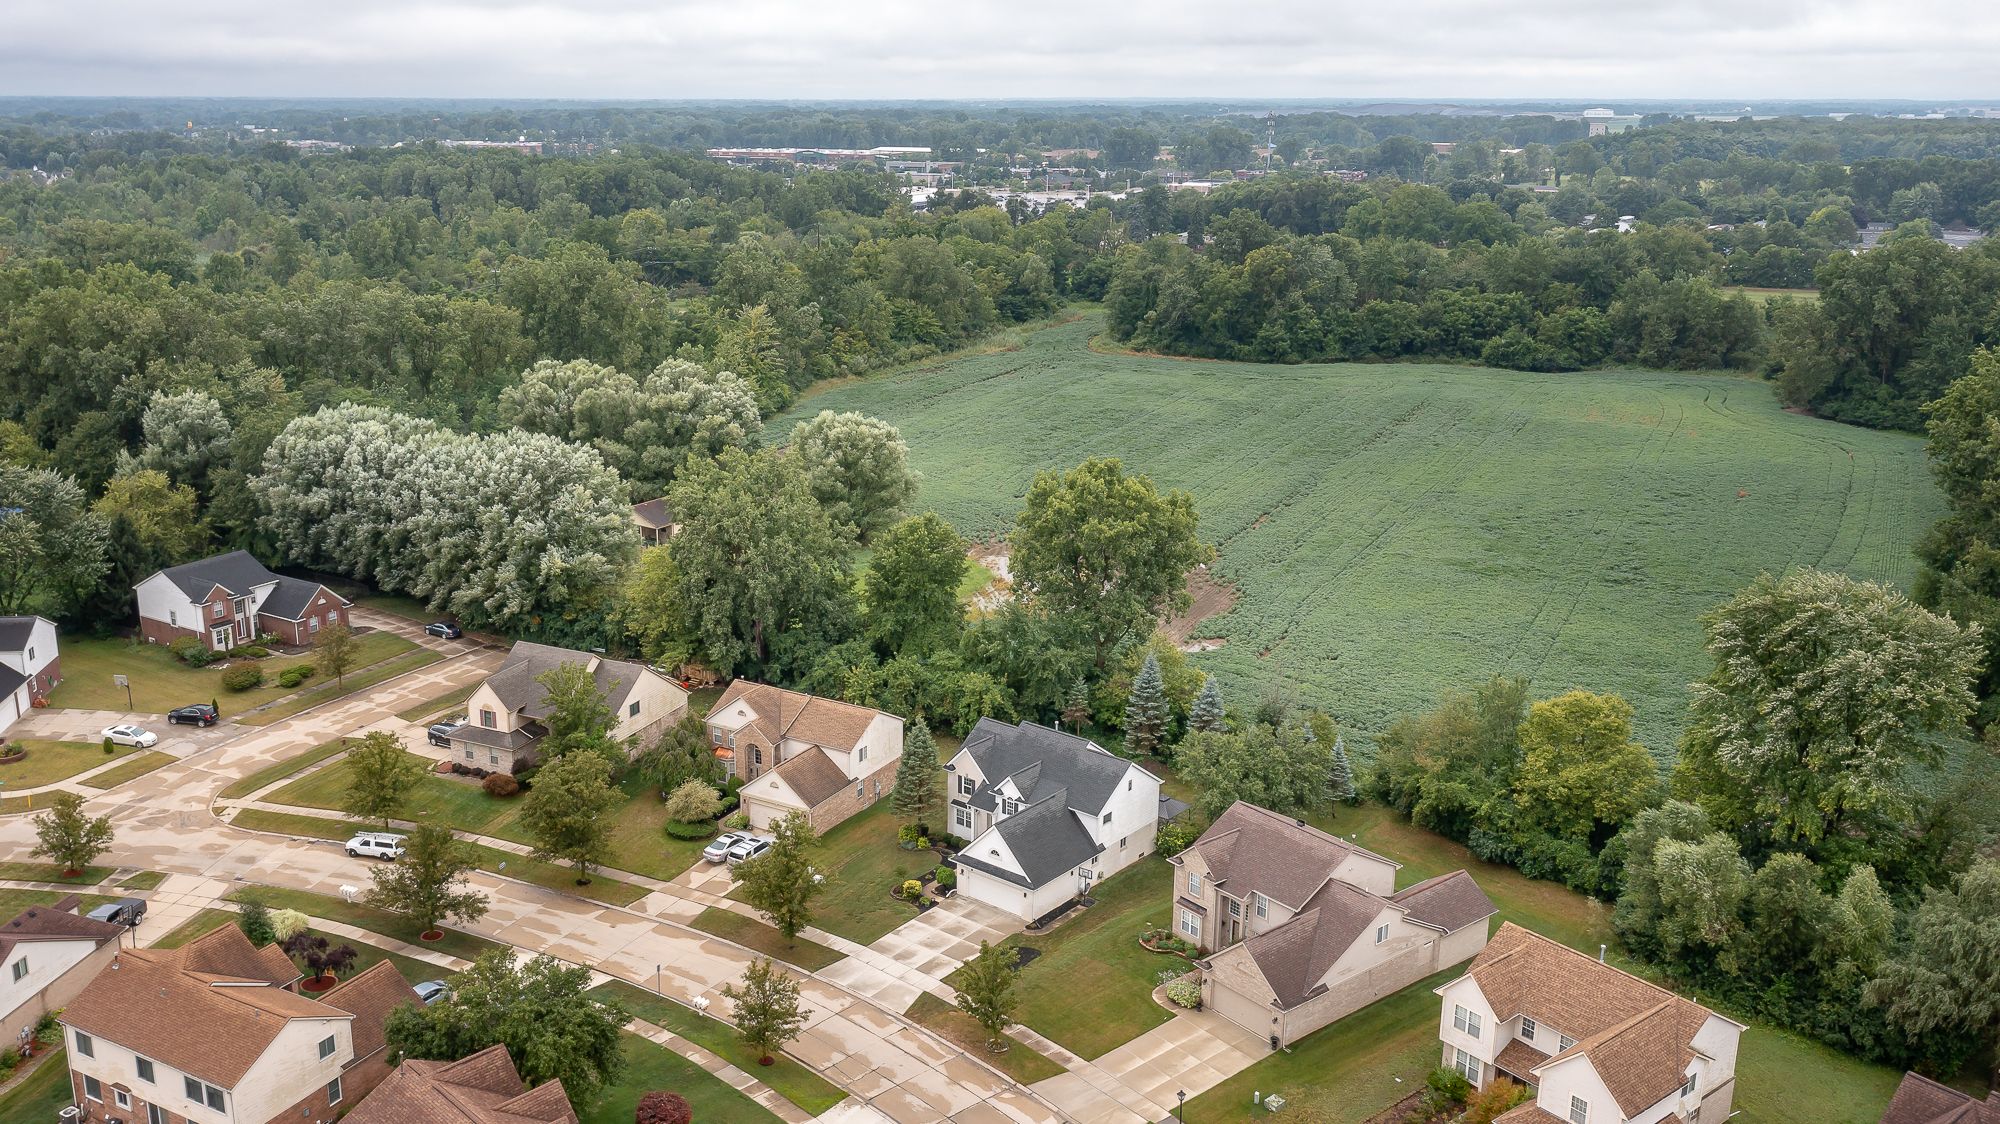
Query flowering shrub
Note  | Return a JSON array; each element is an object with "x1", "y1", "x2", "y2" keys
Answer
[{"x1": 1165, "y1": 979, "x2": 1202, "y2": 1009}]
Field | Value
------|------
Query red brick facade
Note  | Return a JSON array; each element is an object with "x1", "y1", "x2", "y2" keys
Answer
[
  {"x1": 25, "y1": 655, "x2": 58, "y2": 703},
  {"x1": 138, "y1": 591, "x2": 346, "y2": 652}
]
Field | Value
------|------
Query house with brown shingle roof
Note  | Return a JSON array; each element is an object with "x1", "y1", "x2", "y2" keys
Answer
[
  {"x1": 342, "y1": 1043, "x2": 578, "y2": 1124},
  {"x1": 1878, "y1": 1072, "x2": 2000, "y2": 1124},
  {"x1": 60, "y1": 924, "x2": 421, "y2": 1124},
  {"x1": 1174, "y1": 801, "x2": 1495, "y2": 1048},
  {"x1": 452, "y1": 641, "x2": 689, "y2": 772},
  {"x1": 1436, "y1": 922, "x2": 1745, "y2": 1124},
  {"x1": 0, "y1": 893, "x2": 122, "y2": 1054},
  {"x1": 707, "y1": 679, "x2": 903, "y2": 832},
  {"x1": 631, "y1": 497, "x2": 679, "y2": 546}
]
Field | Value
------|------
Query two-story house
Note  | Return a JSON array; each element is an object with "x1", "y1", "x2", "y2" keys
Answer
[
  {"x1": 1174, "y1": 801, "x2": 1495, "y2": 1048},
  {"x1": 61, "y1": 924, "x2": 419, "y2": 1124},
  {"x1": 343, "y1": 1043, "x2": 578, "y2": 1124},
  {"x1": 706, "y1": 680, "x2": 902, "y2": 832},
  {"x1": 0, "y1": 615, "x2": 60, "y2": 737},
  {"x1": 944, "y1": 719, "x2": 1161, "y2": 924},
  {"x1": 450, "y1": 641, "x2": 688, "y2": 772},
  {"x1": 134, "y1": 551, "x2": 351, "y2": 652},
  {"x1": 1435, "y1": 922, "x2": 1745, "y2": 1124},
  {"x1": 0, "y1": 894, "x2": 122, "y2": 1054},
  {"x1": 1877, "y1": 1072, "x2": 1999, "y2": 1124}
]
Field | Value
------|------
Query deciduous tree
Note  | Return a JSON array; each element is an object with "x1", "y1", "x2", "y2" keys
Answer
[
  {"x1": 864, "y1": 513, "x2": 966, "y2": 654},
  {"x1": 1513, "y1": 690, "x2": 1658, "y2": 839},
  {"x1": 787, "y1": 410, "x2": 917, "y2": 543},
  {"x1": 0, "y1": 465, "x2": 109, "y2": 617},
  {"x1": 342, "y1": 732, "x2": 426, "y2": 827},
  {"x1": 1865, "y1": 859, "x2": 2000, "y2": 1075},
  {"x1": 732, "y1": 812, "x2": 822, "y2": 944},
  {"x1": 30, "y1": 792, "x2": 113, "y2": 875},
  {"x1": 1177, "y1": 724, "x2": 1332, "y2": 820},
  {"x1": 92, "y1": 470, "x2": 207, "y2": 563},
  {"x1": 720, "y1": 957, "x2": 806, "y2": 1066},
  {"x1": 537, "y1": 662, "x2": 620, "y2": 761},
  {"x1": 520, "y1": 751, "x2": 619, "y2": 884},
  {"x1": 637, "y1": 715, "x2": 720, "y2": 795},
  {"x1": 315, "y1": 623, "x2": 357, "y2": 688},
  {"x1": 955, "y1": 941, "x2": 1021, "y2": 1050},
  {"x1": 661, "y1": 779, "x2": 723, "y2": 825},
  {"x1": 363, "y1": 823, "x2": 489, "y2": 938}
]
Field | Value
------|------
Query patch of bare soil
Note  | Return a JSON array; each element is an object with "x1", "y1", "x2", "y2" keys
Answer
[{"x1": 1163, "y1": 564, "x2": 1239, "y2": 650}]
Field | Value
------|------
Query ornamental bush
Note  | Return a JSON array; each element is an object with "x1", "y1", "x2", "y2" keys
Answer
[
  {"x1": 1165, "y1": 978, "x2": 1202, "y2": 1009},
  {"x1": 221, "y1": 666, "x2": 264, "y2": 691},
  {"x1": 168, "y1": 636, "x2": 213, "y2": 666},
  {"x1": 277, "y1": 664, "x2": 316, "y2": 688},
  {"x1": 665, "y1": 820, "x2": 716, "y2": 840},
  {"x1": 900, "y1": 879, "x2": 923, "y2": 899},
  {"x1": 933, "y1": 866, "x2": 956, "y2": 890},
  {"x1": 482, "y1": 773, "x2": 520, "y2": 798}
]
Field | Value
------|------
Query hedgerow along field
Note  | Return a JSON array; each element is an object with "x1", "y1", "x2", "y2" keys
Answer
[{"x1": 781, "y1": 314, "x2": 1945, "y2": 757}]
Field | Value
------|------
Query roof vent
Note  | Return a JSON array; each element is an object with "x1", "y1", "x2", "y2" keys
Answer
[{"x1": 1294, "y1": 819, "x2": 1305, "y2": 828}]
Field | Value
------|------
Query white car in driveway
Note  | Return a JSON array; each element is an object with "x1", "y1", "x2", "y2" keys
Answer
[
  {"x1": 100, "y1": 724, "x2": 158, "y2": 748},
  {"x1": 702, "y1": 831, "x2": 751, "y2": 864}
]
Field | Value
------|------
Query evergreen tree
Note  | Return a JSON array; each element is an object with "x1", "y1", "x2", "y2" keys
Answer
[
  {"x1": 1060, "y1": 678, "x2": 1092, "y2": 732},
  {"x1": 1329, "y1": 735, "x2": 1357, "y2": 804},
  {"x1": 891, "y1": 719, "x2": 942, "y2": 830},
  {"x1": 1124, "y1": 650, "x2": 1170, "y2": 756},
  {"x1": 1189, "y1": 674, "x2": 1226, "y2": 734},
  {"x1": 236, "y1": 895, "x2": 277, "y2": 947}
]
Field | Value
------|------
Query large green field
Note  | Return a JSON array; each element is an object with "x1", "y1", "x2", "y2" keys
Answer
[{"x1": 781, "y1": 315, "x2": 1944, "y2": 753}]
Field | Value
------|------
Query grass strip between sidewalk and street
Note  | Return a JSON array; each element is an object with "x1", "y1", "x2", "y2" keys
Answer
[
  {"x1": 0, "y1": 861, "x2": 113, "y2": 884},
  {"x1": 79, "y1": 749, "x2": 177, "y2": 790},
  {"x1": 218, "y1": 737, "x2": 352, "y2": 800},
  {"x1": 394, "y1": 682, "x2": 479, "y2": 722},
  {"x1": 223, "y1": 885, "x2": 506, "y2": 963},
  {"x1": 686, "y1": 907, "x2": 845, "y2": 971},
  {"x1": 590, "y1": 980, "x2": 848, "y2": 1116},
  {"x1": 234, "y1": 647, "x2": 445, "y2": 726},
  {"x1": 581, "y1": 1033, "x2": 783, "y2": 1124},
  {"x1": 905, "y1": 992, "x2": 1067, "y2": 1084}
]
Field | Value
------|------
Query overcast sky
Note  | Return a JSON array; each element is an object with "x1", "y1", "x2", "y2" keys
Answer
[{"x1": 8, "y1": 0, "x2": 1998, "y2": 101}]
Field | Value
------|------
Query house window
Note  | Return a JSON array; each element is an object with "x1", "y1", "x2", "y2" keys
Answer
[
  {"x1": 318, "y1": 1034, "x2": 336, "y2": 1060},
  {"x1": 1179, "y1": 909, "x2": 1199, "y2": 938},
  {"x1": 957, "y1": 775, "x2": 974, "y2": 797},
  {"x1": 856, "y1": 780, "x2": 865, "y2": 798},
  {"x1": 857, "y1": 746, "x2": 866, "y2": 763},
  {"x1": 24, "y1": 646, "x2": 32, "y2": 661},
  {"x1": 1453, "y1": 1047, "x2": 1479, "y2": 1084},
  {"x1": 169, "y1": 610, "x2": 178, "y2": 627},
  {"x1": 1227, "y1": 898, "x2": 1240, "y2": 918},
  {"x1": 752, "y1": 747, "x2": 763, "y2": 765},
  {"x1": 114, "y1": 1089, "x2": 131, "y2": 1110},
  {"x1": 149, "y1": 1106, "x2": 167, "y2": 1124},
  {"x1": 628, "y1": 701, "x2": 640, "y2": 718},
  {"x1": 1568, "y1": 1095, "x2": 1588, "y2": 1124},
  {"x1": 83, "y1": 1075, "x2": 103, "y2": 1101},
  {"x1": 1101, "y1": 811, "x2": 1112, "y2": 825},
  {"x1": 1001, "y1": 797, "x2": 1020, "y2": 815},
  {"x1": 489, "y1": 751, "x2": 500, "y2": 766},
  {"x1": 1520, "y1": 1017, "x2": 1536, "y2": 1042},
  {"x1": 1375, "y1": 923, "x2": 1389, "y2": 944},
  {"x1": 186, "y1": 1076, "x2": 225, "y2": 1110},
  {"x1": 1683, "y1": 1072, "x2": 1698, "y2": 1097},
  {"x1": 1453, "y1": 1006, "x2": 1481, "y2": 1038},
  {"x1": 74, "y1": 1031, "x2": 93, "y2": 1058},
  {"x1": 954, "y1": 806, "x2": 972, "y2": 832},
  {"x1": 212, "y1": 603, "x2": 225, "y2": 618},
  {"x1": 308, "y1": 616, "x2": 320, "y2": 634},
  {"x1": 480, "y1": 708, "x2": 496, "y2": 728},
  {"x1": 327, "y1": 1076, "x2": 344, "y2": 1105},
  {"x1": 1254, "y1": 893, "x2": 1267, "y2": 918},
  {"x1": 136, "y1": 1057, "x2": 154, "y2": 1083},
  {"x1": 10, "y1": 957, "x2": 25, "y2": 981},
  {"x1": 1558, "y1": 1034, "x2": 1575, "y2": 1052},
  {"x1": 1188, "y1": 871, "x2": 1202, "y2": 895}
]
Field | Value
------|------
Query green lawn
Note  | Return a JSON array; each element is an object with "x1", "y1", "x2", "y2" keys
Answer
[
  {"x1": 780, "y1": 313, "x2": 1942, "y2": 752},
  {"x1": 0, "y1": 1049, "x2": 74, "y2": 1121},
  {"x1": 153, "y1": 908, "x2": 238, "y2": 948},
  {"x1": 235, "y1": 642, "x2": 442, "y2": 726},
  {"x1": 591, "y1": 980, "x2": 848, "y2": 1116},
  {"x1": 0, "y1": 888, "x2": 116, "y2": 916},
  {"x1": 0, "y1": 739, "x2": 137, "y2": 786},
  {"x1": 950, "y1": 855, "x2": 1175, "y2": 1060},
  {"x1": 47, "y1": 629, "x2": 417, "y2": 717},
  {"x1": 353, "y1": 593, "x2": 437, "y2": 623},
  {"x1": 225, "y1": 885, "x2": 506, "y2": 963},
  {"x1": 218, "y1": 737, "x2": 352, "y2": 800},
  {"x1": 579, "y1": 1033, "x2": 783, "y2": 1124},
  {"x1": 0, "y1": 862, "x2": 113, "y2": 884},
  {"x1": 754, "y1": 799, "x2": 923, "y2": 944},
  {"x1": 117, "y1": 870, "x2": 166, "y2": 890},
  {"x1": 78, "y1": 748, "x2": 176, "y2": 789},
  {"x1": 905, "y1": 992, "x2": 1067, "y2": 1084},
  {"x1": 687, "y1": 907, "x2": 845, "y2": 971}
]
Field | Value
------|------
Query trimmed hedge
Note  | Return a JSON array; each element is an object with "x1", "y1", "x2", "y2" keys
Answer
[
  {"x1": 220, "y1": 666, "x2": 264, "y2": 691},
  {"x1": 276, "y1": 664, "x2": 316, "y2": 688},
  {"x1": 665, "y1": 820, "x2": 717, "y2": 840}
]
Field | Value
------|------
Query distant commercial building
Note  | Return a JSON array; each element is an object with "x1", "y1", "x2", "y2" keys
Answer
[{"x1": 705, "y1": 146, "x2": 932, "y2": 164}]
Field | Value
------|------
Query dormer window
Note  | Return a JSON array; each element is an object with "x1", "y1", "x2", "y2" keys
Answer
[{"x1": 1001, "y1": 797, "x2": 1020, "y2": 815}]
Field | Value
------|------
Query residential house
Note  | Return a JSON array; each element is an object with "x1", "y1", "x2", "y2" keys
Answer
[
  {"x1": 342, "y1": 1043, "x2": 577, "y2": 1124},
  {"x1": 1878, "y1": 1072, "x2": 2000, "y2": 1124},
  {"x1": 706, "y1": 680, "x2": 902, "y2": 831},
  {"x1": 0, "y1": 894, "x2": 122, "y2": 1055},
  {"x1": 631, "y1": 497, "x2": 679, "y2": 545},
  {"x1": 944, "y1": 719, "x2": 1161, "y2": 924},
  {"x1": 61, "y1": 924, "x2": 419, "y2": 1124},
  {"x1": 1176, "y1": 802, "x2": 1495, "y2": 1048},
  {"x1": 134, "y1": 551, "x2": 351, "y2": 652},
  {"x1": 1436, "y1": 922, "x2": 1745, "y2": 1124},
  {"x1": 0, "y1": 615, "x2": 60, "y2": 737},
  {"x1": 451, "y1": 641, "x2": 688, "y2": 772}
]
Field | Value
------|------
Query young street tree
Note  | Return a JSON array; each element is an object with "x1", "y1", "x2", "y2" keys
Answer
[
  {"x1": 342, "y1": 732, "x2": 426, "y2": 827},
  {"x1": 864, "y1": 512, "x2": 968, "y2": 654},
  {"x1": 31, "y1": 792, "x2": 114, "y2": 875},
  {"x1": 519, "y1": 750, "x2": 619, "y2": 884},
  {"x1": 955, "y1": 940, "x2": 1021, "y2": 1050},
  {"x1": 315, "y1": 622, "x2": 357, "y2": 688},
  {"x1": 720, "y1": 957, "x2": 807, "y2": 1066},
  {"x1": 732, "y1": 811, "x2": 823, "y2": 944},
  {"x1": 1188, "y1": 674, "x2": 1226, "y2": 734},
  {"x1": 386, "y1": 950, "x2": 626, "y2": 1110},
  {"x1": 1123, "y1": 650, "x2": 1170, "y2": 756},
  {"x1": 362, "y1": 823, "x2": 489, "y2": 939},
  {"x1": 1010, "y1": 457, "x2": 1211, "y2": 669},
  {"x1": 890, "y1": 719, "x2": 942, "y2": 831}
]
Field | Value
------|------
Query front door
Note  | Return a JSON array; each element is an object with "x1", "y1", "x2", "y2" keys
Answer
[{"x1": 210, "y1": 624, "x2": 233, "y2": 651}]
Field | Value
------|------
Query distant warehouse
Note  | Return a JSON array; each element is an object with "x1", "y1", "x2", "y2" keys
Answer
[{"x1": 707, "y1": 145, "x2": 932, "y2": 164}]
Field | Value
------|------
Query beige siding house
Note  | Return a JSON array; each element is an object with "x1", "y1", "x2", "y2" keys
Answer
[
  {"x1": 0, "y1": 894, "x2": 122, "y2": 1055},
  {"x1": 1175, "y1": 802, "x2": 1495, "y2": 1048},
  {"x1": 706, "y1": 680, "x2": 902, "y2": 832},
  {"x1": 1436, "y1": 922, "x2": 1745, "y2": 1124},
  {"x1": 452, "y1": 641, "x2": 688, "y2": 771}
]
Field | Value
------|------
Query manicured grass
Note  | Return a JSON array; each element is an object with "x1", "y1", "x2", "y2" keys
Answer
[
  {"x1": 313, "y1": 930, "x2": 458, "y2": 989},
  {"x1": 0, "y1": 861, "x2": 113, "y2": 884},
  {"x1": 0, "y1": 1049, "x2": 74, "y2": 1121},
  {"x1": 687, "y1": 907, "x2": 845, "y2": 971},
  {"x1": 592, "y1": 980, "x2": 849, "y2": 1116},
  {"x1": 271, "y1": 756, "x2": 517, "y2": 833},
  {"x1": 394, "y1": 682, "x2": 479, "y2": 722},
  {"x1": 905, "y1": 992, "x2": 1067, "y2": 1084},
  {"x1": 761, "y1": 799, "x2": 923, "y2": 944},
  {"x1": 0, "y1": 888, "x2": 116, "y2": 916},
  {"x1": 0, "y1": 739, "x2": 138, "y2": 786},
  {"x1": 151, "y1": 908, "x2": 239, "y2": 948},
  {"x1": 781, "y1": 313, "x2": 1942, "y2": 751},
  {"x1": 117, "y1": 870, "x2": 166, "y2": 890},
  {"x1": 235, "y1": 643, "x2": 442, "y2": 726},
  {"x1": 47, "y1": 630, "x2": 415, "y2": 717},
  {"x1": 353, "y1": 593, "x2": 437, "y2": 622},
  {"x1": 579, "y1": 1033, "x2": 784, "y2": 1124},
  {"x1": 225, "y1": 885, "x2": 506, "y2": 963},
  {"x1": 218, "y1": 737, "x2": 352, "y2": 800},
  {"x1": 1736, "y1": 1025, "x2": 1907, "y2": 1124},
  {"x1": 950, "y1": 855, "x2": 1175, "y2": 1060},
  {"x1": 79, "y1": 749, "x2": 176, "y2": 789}
]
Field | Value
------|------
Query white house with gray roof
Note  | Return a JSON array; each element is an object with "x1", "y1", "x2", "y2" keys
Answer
[
  {"x1": 451, "y1": 641, "x2": 688, "y2": 771},
  {"x1": 0, "y1": 615, "x2": 59, "y2": 738},
  {"x1": 944, "y1": 719, "x2": 1161, "y2": 924}
]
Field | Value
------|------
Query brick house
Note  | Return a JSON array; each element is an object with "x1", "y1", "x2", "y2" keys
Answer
[
  {"x1": 451, "y1": 641, "x2": 689, "y2": 772},
  {"x1": 0, "y1": 615, "x2": 60, "y2": 737},
  {"x1": 1437, "y1": 922, "x2": 1745, "y2": 1124},
  {"x1": 60, "y1": 924, "x2": 419, "y2": 1124},
  {"x1": 1174, "y1": 801, "x2": 1494, "y2": 1048},
  {"x1": 134, "y1": 551, "x2": 351, "y2": 652},
  {"x1": 0, "y1": 894, "x2": 122, "y2": 1057},
  {"x1": 706, "y1": 680, "x2": 902, "y2": 832},
  {"x1": 341, "y1": 1043, "x2": 578, "y2": 1124}
]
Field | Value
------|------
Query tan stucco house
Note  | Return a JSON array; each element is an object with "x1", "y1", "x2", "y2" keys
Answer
[
  {"x1": 706, "y1": 680, "x2": 902, "y2": 831},
  {"x1": 1175, "y1": 801, "x2": 1495, "y2": 1049},
  {"x1": 1437, "y1": 922, "x2": 1745, "y2": 1124},
  {"x1": 452, "y1": 641, "x2": 688, "y2": 772}
]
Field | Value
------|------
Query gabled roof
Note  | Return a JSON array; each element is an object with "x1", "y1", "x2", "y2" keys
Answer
[
  {"x1": 955, "y1": 793, "x2": 1105, "y2": 888},
  {"x1": 482, "y1": 641, "x2": 653, "y2": 719},
  {"x1": 957, "y1": 719, "x2": 1131, "y2": 816},
  {"x1": 1237, "y1": 875, "x2": 1392, "y2": 1008},
  {"x1": 0, "y1": 615, "x2": 52, "y2": 653},
  {"x1": 1391, "y1": 870, "x2": 1498, "y2": 933},
  {"x1": 631, "y1": 498, "x2": 674, "y2": 529},
  {"x1": 0, "y1": 664, "x2": 25, "y2": 699},
  {"x1": 0, "y1": 894, "x2": 123, "y2": 966},
  {"x1": 710, "y1": 679, "x2": 887, "y2": 751},
  {"x1": 59, "y1": 925, "x2": 386, "y2": 1089},
  {"x1": 320, "y1": 960, "x2": 422, "y2": 1062},
  {"x1": 342, "y1": 1044, "x2": 578, "y2": 1124},
  {"x1": 1182, "y1": 801, "x2": 1399, "y2": 908},
  {"x1": 770, "y1": 746, "x2": 851, "y2": 807},
  {"x1": 1878, "y1": 1073, "x2": 2000, "y2": 1124},
  {"x1": 146, "y1": 551, "x2": 347, "y2": 620}
]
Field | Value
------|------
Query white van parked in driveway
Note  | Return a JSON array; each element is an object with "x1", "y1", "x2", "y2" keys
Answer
[{"x1": 345, "y1": 832, "x2": 406, "y2": 860}]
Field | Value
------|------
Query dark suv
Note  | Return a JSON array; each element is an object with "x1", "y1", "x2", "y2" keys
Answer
[
  {"x1": 168, "y1": 703, "x2": 219, "y2": 727},
  {"x1": 427, "y1": 716, "x2": 464, "y2": 748}
]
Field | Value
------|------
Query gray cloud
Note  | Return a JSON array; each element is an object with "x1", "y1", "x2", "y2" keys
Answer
[{"x1": 5, "y1": 0, "x2": 1996, "y2": 99}]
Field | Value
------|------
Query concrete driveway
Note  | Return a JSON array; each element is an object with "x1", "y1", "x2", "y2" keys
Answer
[{"x1": 867, "y1": 893, "x2": 1020, "y2": 981}]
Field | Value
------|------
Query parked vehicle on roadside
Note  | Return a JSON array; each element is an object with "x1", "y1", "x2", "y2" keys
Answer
[
  {"x1": 85, "y1": 898, "x2": 147, "y2": 928},
  {"x1": 345, "y1": 832, "x2": 406, "y2": 861},
  {"x1": 100, "y1": 724, "x2": 157, "y2": 748},
  {"x1": 167, "y1": 703, "x2": 219, "y2": 727},
  {"x1": 413, "y1": 980, "x2": 450, "y2": 1005},
  {"x1": 424, "y1": 622, "x2": 463, "y2": 640}
]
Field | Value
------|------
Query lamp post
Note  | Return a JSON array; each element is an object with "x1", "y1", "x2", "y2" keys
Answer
[{"x1": 1177, "y1": 1089, "x2": 1186, "y2": 1121}]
